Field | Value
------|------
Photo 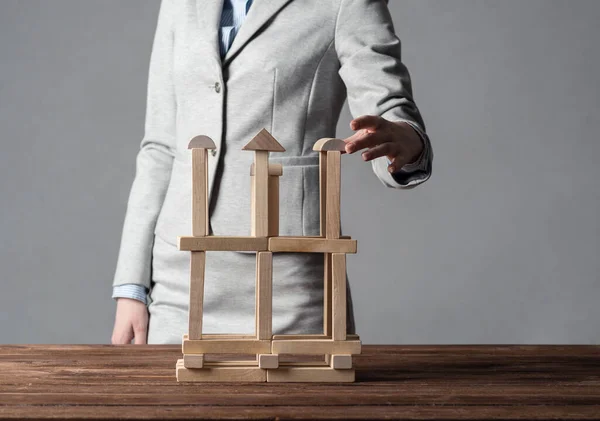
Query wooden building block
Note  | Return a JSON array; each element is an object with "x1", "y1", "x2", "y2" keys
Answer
[
  {"x1": 326, "y1": 151, "x2": 341, "y2": 239},
  {"x1": 183, "y1": 339, "x2": 271, "y2": 355},
  {"x1": 271, "y1": 339, "x2": 361, "y2": 355},
  {"x1": 313, "y1": 137, "x2": 347, "y2": 153},
  {"x1": 319, "y1": 151, "x2": 327, "y2": 236},
  {"x1": 324, "y1": 253, "x2": 332, "y2": 336},
  {"x1": 267, "y1": 366, "x2": 355, "y2": 383},
  {"x1": 188, "y1": 251, "x2": 205, "y2": 340},
  {"x1": 250, "y1": 163, "x2": 283, "y2": 176},
  {"x1": 183, "y1": 334, "x2": 256, "y2": 340},
  {"x1": 258, "y1": 354, "x2": 279, "y2": 369},
  {"x1": 332, "y1": 253, "x2": 346, "y2": 341},
  {"x1": 256, "y1": 252, "x2": 272, "y2": 340},
  {"x1": 178, "y1": 236, "x2": 268, "y2": 252},
  {"x1": 188, "y1": 135, "x2": 217, "y2": 150},
  {"x1": 329, "y1": 354, "x2": 352, "y2": 370},
  {"x1": 268, "y1": 237, "x2": 357, "y2": 253},
  {"x1": 176, "y1": 360, "x2": 266, "y2": 382},
  {"x1": 183, "y1": 354, "x2": 204, "y2": 369},
  {"x1": 242, "y1": 128, "x2": 286, "y2": 152},
  {"x1": 272, "y1": 334, "x2": 331, "y2": 340},
  {"x1": 191, "y1": 148, "x2": 209, "y2": 237},
  {"x1": 252, "y1": 151, "x2": 269, "y2": 237},
  {"x1": 268, "y1": 175, "x2": 279, "y2": 237}
]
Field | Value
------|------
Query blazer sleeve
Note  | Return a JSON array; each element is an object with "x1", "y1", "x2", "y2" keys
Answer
[
  {"x1": 334, "y1": 0, "x2": 433, "y2": 189},
  {"x1": 112, "y1": 0, "x2": 176, "y2": 289}
]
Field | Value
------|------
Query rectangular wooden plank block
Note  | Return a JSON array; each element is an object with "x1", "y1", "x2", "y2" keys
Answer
[
  {"x1": 271, "y1": 340, "x2": 361, "y2": 355},
  {"x1": 183, "y1": 339, "x2": 271, "y2": 354},
  {"x1": 268, "y1": 237, "x2": 357, "y2": 253},
  {"x1": 256, "y1": 252, "x2": 273, "y2": 340},
  {"x1": 252, "y1": 151, "x2": 269, "y2": 237},
  {"x1": 188, "y1": 251, "x2": 206, "y2": 340},
  {"x1": 176, "y1": 360, "x2": 266, "y2": 382},
  {"x1": 183, "y1": 334, "x2": 256, "y2": 340},
  {"x1": 326, "y1": 151, "x2": 341, "y2": 239},
  {"x1": 191, "y1": 149, "x2": 209, "y2": 237},
  {"x1": 178, "y1": 236, "x2": 268, "y2": 251},
  {"x1": 332, "y1": 253, "x2": 347, "y2": 341},
  {"x1": 267, "y1": 366, "x2": 355, "y2": 383}
]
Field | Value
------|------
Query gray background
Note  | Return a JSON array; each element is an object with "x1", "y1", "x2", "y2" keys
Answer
[{"x1": 1, "y1": 0, "x2": 598, "y2": 344}]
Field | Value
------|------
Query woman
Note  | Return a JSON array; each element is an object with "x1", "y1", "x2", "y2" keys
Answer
[{"x1": 111, "y1": 0, "x2": 433, "y2": 344}]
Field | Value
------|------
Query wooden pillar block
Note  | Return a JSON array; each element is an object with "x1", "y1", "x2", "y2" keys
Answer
[
  {"x1": 188, "y1": 251, "x2": 206, "y2": 340},
  {"x1": 326, "y1": 151, "x2": 341, "y2": 239},
  {"x1": 252, "y1": 151, "x2": 269, "y2": 237},
  {"x1": 332, "y1": 253, "x2": 346, "y2": 341},
  {"x1": 324, "y1": 253, "x2": 332, "y2": 336},
  {"x1": 319, "y1": 151, "x2": 327, "y2": 237},
  {"x1": 192, "y1": 148, "x2": 209, "y2": 237},
  {"x1": 256, "y1": 252, "x2": 273, "y2": 340},
  {"x1": 268, "y1": 175, "x2": 279, "y2": 237}
]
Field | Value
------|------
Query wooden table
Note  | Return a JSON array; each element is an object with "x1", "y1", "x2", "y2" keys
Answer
[{"x1": 1, "y1": 345, "x2": 599, "y2": 420}]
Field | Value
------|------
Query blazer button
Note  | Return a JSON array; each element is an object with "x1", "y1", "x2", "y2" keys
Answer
[
  {"x1": 214, "y1": 82, "x2": 221, "y2": 93},
  {"x1": 211, "y1": 149, "x2": 217, "y2": 157}
]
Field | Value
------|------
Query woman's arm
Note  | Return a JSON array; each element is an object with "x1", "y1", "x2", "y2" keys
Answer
[
  {"x1": 335, "y1": 0, "x2": 433, "y2": 189},
  {"x1": 112, "y1": 0, "x2": 177, "y2": 343}
]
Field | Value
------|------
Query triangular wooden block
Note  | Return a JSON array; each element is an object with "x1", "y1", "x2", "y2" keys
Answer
[
  {"x1": 188, "y1": 135, "x2": 217, "y2": 150},
  {"x1": 313, "y1": 138, "x2": 347, "y2": 153},
  {"x1": 242, "y1": 129, "x2": 285, "y2": 152}
]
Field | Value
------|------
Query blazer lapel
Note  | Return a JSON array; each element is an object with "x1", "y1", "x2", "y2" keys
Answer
[
  {"x1": 196, "y1": 0, "x2": 225, "y2": 65},
  {"x1": 222, "y1": 0, "x2": 293, "y2": 65}
]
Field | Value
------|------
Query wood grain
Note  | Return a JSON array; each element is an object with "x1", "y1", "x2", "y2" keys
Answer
[{"x1": 1, "y1": 345, "x2": 599, "y2": 420}]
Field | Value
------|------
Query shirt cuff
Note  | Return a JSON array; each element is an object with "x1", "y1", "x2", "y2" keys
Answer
[{"x1": 112, "y1": 284, "x2": 148, "y2": 305}]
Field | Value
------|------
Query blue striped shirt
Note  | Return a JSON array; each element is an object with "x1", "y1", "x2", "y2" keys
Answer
[{"x1": 113, "y1": 0, "x2": 254, "y2": 304}]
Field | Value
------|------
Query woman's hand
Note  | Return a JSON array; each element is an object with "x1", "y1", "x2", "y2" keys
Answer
[
  {"x1": 111, "y1": 298, "x2": 149, "y2": 344},
  {"x1": 343, "y1": 115, "x2": 424, "y2": 173}
]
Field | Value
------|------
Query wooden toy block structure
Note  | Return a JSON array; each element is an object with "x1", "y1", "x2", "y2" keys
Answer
[{"x1": 176, "y1": 129, "x2": 360, "y2": 383}]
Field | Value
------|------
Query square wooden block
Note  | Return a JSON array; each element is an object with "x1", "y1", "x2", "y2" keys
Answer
[
  {"x1": 258, "y1": 354, "x2": 279, "y2": 369},
  {"x1": 329, "y1": 354, "x2": 352, "y2": 370}
]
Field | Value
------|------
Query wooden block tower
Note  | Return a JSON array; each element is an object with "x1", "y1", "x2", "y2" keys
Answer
[{"x1": 176, "y1": 129, "x2": 361, "y2": 383}]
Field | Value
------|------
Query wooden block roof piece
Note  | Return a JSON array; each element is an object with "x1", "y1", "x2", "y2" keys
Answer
[
  {"x1": 188, "y1": 135, "x2": 217, "y2": 150},
  {"x1": 242, "y1": 128, "x2": 286, "y2": 152},
  {"x1": 313, "y1": 137, "x2": 347, "y2": 153}
]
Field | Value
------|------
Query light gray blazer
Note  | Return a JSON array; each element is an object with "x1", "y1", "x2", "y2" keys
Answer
[{"x1": 113, "y1": 0, "x2": 433, "y2": 342}]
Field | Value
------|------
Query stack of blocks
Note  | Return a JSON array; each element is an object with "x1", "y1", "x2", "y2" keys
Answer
[{"x1": 175, "y1": 128, "x2": 361, "y2": 382}]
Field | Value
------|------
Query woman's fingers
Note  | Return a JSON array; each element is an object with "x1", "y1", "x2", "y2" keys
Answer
[
  {"x1": 345, "y1": 130, "x2": 388, "y2": 154},
  {"x1": 350, "y1": 115, "x2": 383, "y2": 131},
  {"x1": 361, "y1": 141, "x2": 401, "y2": 163}
]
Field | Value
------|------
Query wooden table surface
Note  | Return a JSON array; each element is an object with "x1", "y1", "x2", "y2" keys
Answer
[{"x1": 1, "y1": 345, "x2": 599, "y2": 420}]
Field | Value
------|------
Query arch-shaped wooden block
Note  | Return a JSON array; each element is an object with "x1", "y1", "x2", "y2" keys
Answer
[
  {"x1": 313, "y1": 138, "x2": 347, "y2": 153},
  {"x1": 188, "y1": 135, "x2": 217, "y2": 149}
]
